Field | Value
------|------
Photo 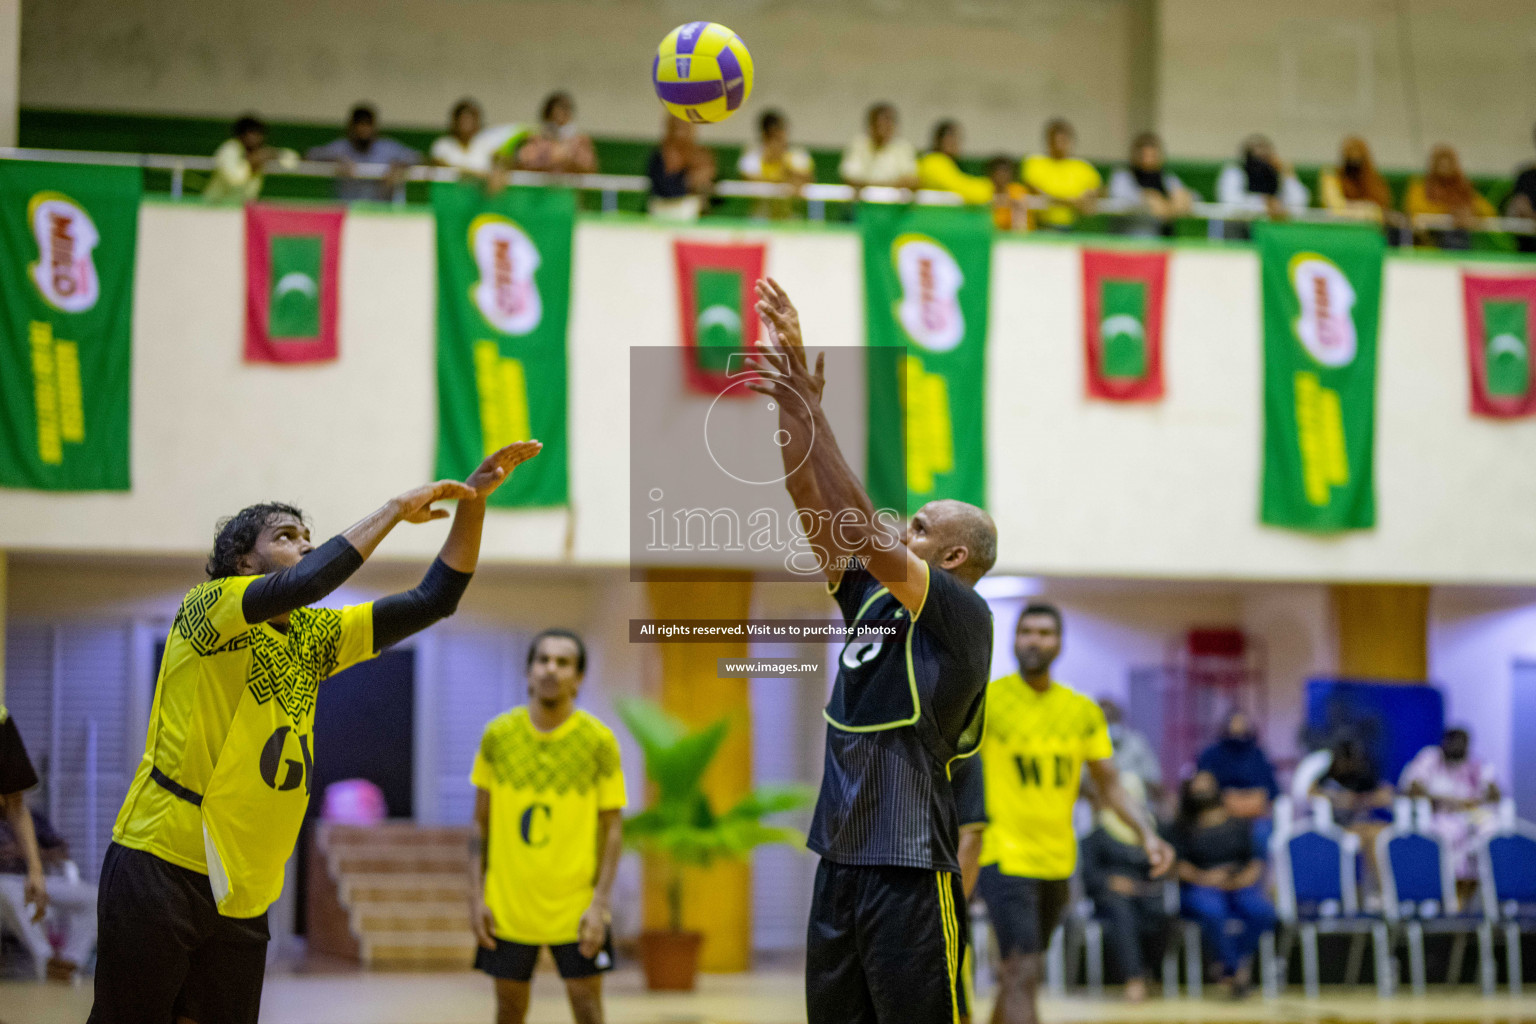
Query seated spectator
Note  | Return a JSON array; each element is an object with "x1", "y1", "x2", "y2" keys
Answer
[
  {"x1": 647, "y1": 117, "x2": 716, "y2": 222},
  {"x1": 1107, "y1": 132, "x2": 1193, "y2": 236},
  {"x1": 1404, "y1": 145, "x2": 1496, "y2": 250},
  {"x1": 307, "y1": 104, "x2": 422, "y2": 202},
  {"x1": 737, "y1": 109, "x2": 813, "y2": 220},
  {"x1": 987, "y1": 156, "x2": 1030, "y2": 231},
  {"x1": 1102, "y1": 698, "x2": 1165, "y2": 808},
  {"x1": 1312, "y1": 738, "x2": 1394, "y2": 882},
  {"x1": 916, "y1": 120, "x2": 993, "y2": 205},
  {"x1": 1196, "y1": 712, "x2": 1278, "y2": 852},
  {"x1": 0, "y1": 806, "x2": 97, "y2": 980},
  {"x1": 202, "y1": 115, "x2": 297, "y2": 203},
  {"x1": 429, "y1": 98, "x2": 528, "y2": 180},
  {"x1": 1399, "y1": 726, "x2": 1499, "y2": 886},
  {"x1": 1319, "y1": 136, "x2": 1395, "y2": 224},
  {"x1": 1081, "y1": 774, "x2": 1170, "y2": 1002},
  {"x1": 1503, "y1": 122, "x2": 1536, "y2": 252},
  {"x1": 1216, "y1": 135, "x2": 1310, "y2": 230},
  {"x1": 839, "y1": 102, "x2": 920, "y2": 191},
  {"x1": 1021, "y1": 118, "x2": 1102, "y2": 230},
  {"x1": 1169, "y1": 771, "x2": 1277, "y2": 998},
  {"x1": 514, "y1": 91, "x2": 598, "y2": 175}
]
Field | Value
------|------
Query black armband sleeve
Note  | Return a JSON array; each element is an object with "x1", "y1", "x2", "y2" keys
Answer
[
  {"x1": 242, "y1": 535, "x2": 365, "y2": 624},
  {"x1": 372, "y1": 558, "x2": 472, "y2": 651}
]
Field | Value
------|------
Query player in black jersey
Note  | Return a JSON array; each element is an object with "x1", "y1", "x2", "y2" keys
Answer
[{"x1": 749, "y1": 278, "x2": 996, "y2": 1024}]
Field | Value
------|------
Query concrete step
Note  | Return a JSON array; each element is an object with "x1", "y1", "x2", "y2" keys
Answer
[
  {"x1": 353, "y1": 900, "x2": 472, "y2": 934},
  {"x1": 342, "y1": 872, "x2": 471, "y2": 904},
  {"x1": 322, "y1": 823, "x2": 473, "y2": 849},
  {"x1": 361, "y1": 931, "x2": 478, "y2": 970},
  {"x1": 330, "y1": 847, "x2": 470, "y2": 874}
]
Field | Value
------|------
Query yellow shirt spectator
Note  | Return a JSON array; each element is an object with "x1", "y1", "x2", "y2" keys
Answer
[
  {"x1": 1022, "y1": 155, "x2": 1102, "y2": 227},
  {"x1": 917, "y1": 151, "x2": 994, "y2": 205}
]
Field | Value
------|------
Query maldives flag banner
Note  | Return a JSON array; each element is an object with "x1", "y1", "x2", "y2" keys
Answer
[
  {"x1": 1462, "y1": 273, "x2": 1536, "y2": 418},
  {"x1": 862, "y1": 203, "x2": 991, "y2": 512},
  {"x1": 244, "y1": 205, "x2": 344, "y2": 364},
  {"x1": 0, "y1": 161, "x2": 139, "y2": 491},
  {"x1": 674, "y1": 241, "x2": 765, "y2": 395},
  {"x1": 1256, "y1": 222, "x2": 1383, "y2": 533},
  {"x1": 1082, "y1": 249, "x2": 1167, "y2": 401},
  {"x1": 433, "y1": 182, "x2": 571, "y2": 507}
]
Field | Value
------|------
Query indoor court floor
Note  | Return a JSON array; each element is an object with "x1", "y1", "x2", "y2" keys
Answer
[{"x1": 6, "y1": 968, "x2": 1536, "y2": 1024}]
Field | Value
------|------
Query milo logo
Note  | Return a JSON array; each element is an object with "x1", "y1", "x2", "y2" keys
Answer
[
  {"x1": 1289, "y1": 252, "x2": 1357, "y2": 368},
  {"x1": 892, "y1": 233, "x2": 964, "y2": 353},
  {"x1": 28, "y1": 191, "x2": 101, "y2": 313},
  {"x1": 469, "y1": 213, "x2": 542, "y2": 336}
]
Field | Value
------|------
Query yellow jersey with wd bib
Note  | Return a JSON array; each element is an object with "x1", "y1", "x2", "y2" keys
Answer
[{"x1": 113, "y1": 574, "x2": 374, "y2": 918}]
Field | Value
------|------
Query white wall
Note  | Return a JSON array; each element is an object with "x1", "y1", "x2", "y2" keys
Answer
[
  {"x1": 18, "y1": 0, "x2": 1138, "y2": 156},
  {"x1": 1158, "y1": 0, "x2": 1536, "y2": 174},
  {"x1": 4, "y1": 208, "x2": 1536, "y2": 584}
]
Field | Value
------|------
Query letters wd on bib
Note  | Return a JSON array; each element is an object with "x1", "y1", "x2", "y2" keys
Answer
[
  {"x1": 244, "y1": 205, "x2": 345, "y2": 364},
  {"x1": 0, "y1": 160, "x2": 138, "y2": 491},
  {"x1": 1257, "y1": 222, "x2": 1383, "y2": 533},
  {"x1": 862, "y1": 203, "x2": 991, "y2": 513},
  {"x1": 433, "y1": 182, "x2": 572, "y2": 507}
]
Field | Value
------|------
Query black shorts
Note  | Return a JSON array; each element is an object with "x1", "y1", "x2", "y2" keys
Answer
[
  {"x1": 976, "y1": 866, "x2": 1071, "y2": 958},
  {"x1": 88, "y1": 842, "x2": 269, "y2": 1024},
  {"x1": 475, "y1": 933, "x2": 615, "y2": 982},
  {"x1": 806, "y1": 859, "x2": 969, "y2": 1024}
]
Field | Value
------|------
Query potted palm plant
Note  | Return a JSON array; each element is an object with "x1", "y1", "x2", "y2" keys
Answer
[{"x1": 617, "y1": 697, "x2": 813, "y2": 991}]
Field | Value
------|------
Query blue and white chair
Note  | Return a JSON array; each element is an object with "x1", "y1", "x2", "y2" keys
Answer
[
  {"x1": 1273, "y1": 807, "x2": 1392, "y2": 999},
  {"x1": 1476, "y1": 813, "x2": 1536, "y2": 996},
  {"x1": 1378, "y1": 799, "x2": 1484, "y2": 995}
]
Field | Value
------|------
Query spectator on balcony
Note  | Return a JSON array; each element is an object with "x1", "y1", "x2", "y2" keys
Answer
[
  {"x1": 1399, "y1": 726, "x2": 1499, "y2": 884},
  {"x1": 1170, "y1": 771, "x2": 1276, "y2": 999},
  {"x1": 737, "y1": 109, "x2": 813, "y2": 220},
  {"x1": 839, "y1": 102, "x2": 920, "y2": 191},
  {"x1": 1107, "y1": 132, "x2": 1193, "y2": 237},
  {"x1": 1404, "y1": 145, "x2": 1496, "y2": 250},
  {"x1": 647, "y1": 117, "x2": 716, "y2": 222},
  {"x1": 1319, "y1": 136, "x2": 1395, "y2": 223},
  {"x1": 1216, "y1": 135, "x2": 1309, "y2": 228},
  {"x1": 307, "y1": 104, "x2": 421, "y2": 202},
  {"x1": 987, "y1": 156, "x2": 1030, "y2": 231},
  {"x1": 0, "y1": 806, "x2": 97, "y2": 981},
  {"x1": 203, "y1": 115, "x2": 298, "y2": 203},
  {"x1": 917, "y1": 120, "x2": 994, "y2": 205},
  {"x1": 1081, "y1": 773, "x2": 1170, "y2": 1003},
  {"x1": 1196, "y1": 712, "x2": 1278, "y2": 853},
  {"x1": 1503, "y1": 123, "x2": 1536, "y2": 253},
  {"x1": 514, "y1": 92, "x2": 598, "y2": 175},
  {"x1": 1021, "y1": 118, "x2": 1102, "y2": 230},
  {"x1": 429, "y1": 99, "x2": 529, "y2": 185}
]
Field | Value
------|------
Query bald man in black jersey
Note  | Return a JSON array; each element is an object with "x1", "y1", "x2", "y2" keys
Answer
[{"x1": 748, "y1": 279, "x2": 996, "y2": 1024}]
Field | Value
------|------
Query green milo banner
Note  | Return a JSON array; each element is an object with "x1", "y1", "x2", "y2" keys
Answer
[
  {"x1": 434, "y1": 183, "x2": 571, "y2": 506},
  {"x1": 862, "y1": 204, "x2": 991, "y2": 512},
  {"x1": 0, "y1": 161, "x2": 139, "y2": 491},
  {"x1": 1257, "y1": 222, "x2": 1384, "y2": 532}
]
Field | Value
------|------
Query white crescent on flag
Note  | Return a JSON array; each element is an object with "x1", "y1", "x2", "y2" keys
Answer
[
  {"x1": 1489, "y1": 333, "x2": 1528, "y2": 361},
  {"x1": 1101, "y1": 314, "x2": 1145, "y2": 342},
  {"x1": 698, "y1": 304, "x2": 742, "y2": 336},
  {"x1": 274, "y1": 272, "x2": 319, "y2": 299}
]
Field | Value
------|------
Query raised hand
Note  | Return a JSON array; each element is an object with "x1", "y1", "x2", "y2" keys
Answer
[
  {"x1": 465, "y1": 440, "x2": 543, "y2": 499},
  {"x1": 748, "y1": 278, "x2": 825, "y2": 407},
  {"x1": 391, "y1": 480, "x2": 480, "y2": 524}
]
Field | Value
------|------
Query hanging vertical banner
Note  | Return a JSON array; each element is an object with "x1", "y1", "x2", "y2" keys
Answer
[
  {"x1": 244, "y1": 205, "x2": 345, "y2": 364},
  {"x1": 1257, "y1": 222, "x2": 1383, "y2": 532},
  {"x1": 0, "y1": 161, "x2": 139, "y2": 491},
  {"x1": 863, "y1": 204, "x2": 991, "y2": 512},
  {"x1": 1082, "y1": 249, "x2": 1168, "y2": 401},
  {"x1": 674, "y1": 241, "x2": 765, "y2": 395},
  {"x1": 434, "y1": 182, "x2": 571, "y2": 507},
  {"x1": 1462, "y1": 273, "x2": 1536, "y2": 418}
]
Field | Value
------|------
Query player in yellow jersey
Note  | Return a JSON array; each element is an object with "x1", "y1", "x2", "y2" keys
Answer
[
  {"x1": 470, "y1": 629, "x2": 626, "y2": 1024},
  {"x1": 89, "y1": 440, "x2": 540, "y2": 1024},
  {"x1": 955, "y1": 603, "x2": 1173, "y2": 1024}
]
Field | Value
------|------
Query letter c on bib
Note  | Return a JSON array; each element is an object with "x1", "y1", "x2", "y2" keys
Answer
[{"x1": 519, "y1": 803, "x2": 553, "y2": 847}]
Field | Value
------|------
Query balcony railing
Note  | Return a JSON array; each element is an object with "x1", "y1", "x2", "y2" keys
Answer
[{"x1": 3, "y1": 145, "x2": 1533, "y2": 241}]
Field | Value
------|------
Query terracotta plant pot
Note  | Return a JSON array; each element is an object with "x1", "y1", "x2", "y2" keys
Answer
[{"x1": 638, "y1": 929, "x2": 704, "y2": 991}]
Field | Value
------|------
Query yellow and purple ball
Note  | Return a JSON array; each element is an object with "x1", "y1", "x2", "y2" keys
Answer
[{"x1": 651, "y1": 22, "x2": 754, "y2": 125}]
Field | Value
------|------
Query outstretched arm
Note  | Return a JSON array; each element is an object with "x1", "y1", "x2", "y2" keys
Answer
[
  {"x1": 748, "y1": 279, "x2": 928, "y2": 613},
  {"x1": 1086, "y1": 758, "x2": 1174, "y2": 877},
  {"x1": 371, "y1": 441, "x2": 542, "y2": 650}
]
